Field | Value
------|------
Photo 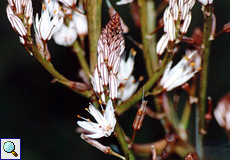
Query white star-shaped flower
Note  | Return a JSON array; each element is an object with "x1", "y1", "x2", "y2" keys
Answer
[
  {"x1": 160, "y1": 51, "x2": 199, "y2": 91},
  {"x1": 77, "y1": 99, "x2": 116, "y2": 139},
  {"x1": 34, "y1": 4, "x2": 63, "y2": 41}
]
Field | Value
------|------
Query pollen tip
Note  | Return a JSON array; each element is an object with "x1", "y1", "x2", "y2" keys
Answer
[
  {"x1": 85, "y1": 108, "x2": 89, "y2": 111},
  {"x1": 42, "y1": 4, "x2": 46, "y2": 10},
  {"x1": 77, "y1": 115, "x2": 81, "y2": 118},
  {"x1": 189, "y1": 62, "x2": 196, "y2": 67},
  {"x1": 98, "y1": 99, "x2": 103, "y2": 105},
  {"x1": 139, "y1": 76, "x2": 144, "y2": 81},
  {"x1": 197, "y1": 67, "x2": 202, "y2": 71}
]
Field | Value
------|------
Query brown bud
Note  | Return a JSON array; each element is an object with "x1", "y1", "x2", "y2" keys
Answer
[
  {"x1": 223, "y1": 22, "x2": 230, "y2": 33},
  {"x1": 191, "y1": 28, "x2": 203, "y2": 45},
  {"x1": 185, "y1": 152, "x2": 195, "y2": 160},
  {"x1": 69, "y1": 81, "x2": 88, "y2": 91},
  {"x1": 133, "y1": 101, "x2": 147, "y2": 131}
]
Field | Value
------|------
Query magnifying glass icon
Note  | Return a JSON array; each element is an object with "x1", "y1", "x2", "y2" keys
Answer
[{"x1": 3, "y1": 141, "x2": 18, "y2": 157}]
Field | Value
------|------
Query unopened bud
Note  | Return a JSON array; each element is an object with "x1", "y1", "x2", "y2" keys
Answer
[
  {"x1": 197, "y1": 0, "x2": 214, "y2": 6},
  {"x1": 69, "y1": 81, "x2": 88, "y2": 91},
  {"x1": 133, "y1": 101, "x2": 147, "y2": 131},
  {"x1": 223, "y1": 22, "x2": 230, "y2": 33},
  {"x1": 185, "y1": 152, "x2": 195, "y2": 160},
  {"x1": 156, "y1": 34, "x2": 169, "y2": 56},
  {"x1": 214, "y1": 92, "x2": 230, "y2": 132}
]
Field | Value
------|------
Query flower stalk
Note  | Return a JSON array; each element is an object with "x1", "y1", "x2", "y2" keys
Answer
[
  {"x1": 87, "y1": 0, "x2": 102, "y2": 72},
  {"x1": 72, "y1": 41, "x2": 90, "y2": 77},
  {"x1": 196, "y1": 4, "x2": 213, "y2": 160},
  {"x1": 28, "y1": 43, "x2": 92, "y2": 97}
]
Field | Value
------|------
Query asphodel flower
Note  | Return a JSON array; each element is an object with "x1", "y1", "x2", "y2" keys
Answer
[
  {"x1": 77, "y1": 99, "x2": 116, "y2": 139},
  {"x1": 198, "y1": 0, "x2": 214, "y2": 6},
  {"x1": 116, "y1": 0, "x2": 133, "y2": 5},
  {"x1": 57, "y1": 0, "x2": 77, "y2": 8},
  {"x1": 160, "y1": 51, "x2": 199, "y2": 91},
  {"x1": 214, "y1": 93, "x2": 230, "y2": 132},
  {"x1": 53, "y1": 21, "x2": 77, "y2": 46},
  {"x1": 34, "y1": 3, "x2": 63, "y2": 42}
]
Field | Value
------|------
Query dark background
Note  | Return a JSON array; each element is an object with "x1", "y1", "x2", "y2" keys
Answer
[{"x1": 1, "y1": 0, "x2": 230, "y2": 159}]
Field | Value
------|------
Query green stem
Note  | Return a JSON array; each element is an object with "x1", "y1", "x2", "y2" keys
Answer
[
  {"x1": 115, "y1": 123, "x2": 136, "y2": 160},
  {"x1": 181, "y1": 100, "x2": 191, "y2": 129},
  {"x1": 146, "y1": 0, "x2": 158, "y2": 72},
  {"x1": 116, "y1": 52, "x2": 171, "y2": 115},
  {"x1": 87, "y1": 0, "x2": 101, "y2": 72},
  {"x1": 196, "y1": 5, "x2": 212, "y2": 160},
  {"x1": 138, "y1": 0, "x2": 154, "y2": 77},
  {"x1": 29, "y1": 43, "x2": 92, "y2": 98},
  {"x1": 72, "y1": 41, "x2": 90, "y2": 76}
]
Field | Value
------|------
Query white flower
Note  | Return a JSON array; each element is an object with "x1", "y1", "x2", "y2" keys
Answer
[
  {"x1": 120, "y1": 75, "x2": 139, "y2": 102},
  {"x1": 214, "y1": 93, "x2": 230, "y2": 131},
  {"x1": 72, "y1": 11, "x2": 88, "y2": 36},
  {"x1": 77, "y1": 99, "x2": 116, "y2": 139},
  {"x1": 58, "y1": 0, "x2": 77, "y2": 7},
  {"x1": 53, "y1": 21, "x2": 77, "y2": 46},
  {"x1": 34, "y1": 4, "x2": 63, "y2": 41},
  {"x1": 117, "y1": 51, "x2": 135, "y2": 85},
  {"x1": 156, "y1": 34, "x2": 169, "y2": 56},
  {"x1": 116, "y1": 0, "x2": 133, "y2": 5},
  {"x1": 45, "y1": 0, "x2": 64, "y2": 17},
  {"x1": 198, "y1": 0, "x2": 214, "y2": 6},
  {"x1": 160, "y1": 51, "x2": 198, "y2": 91}
]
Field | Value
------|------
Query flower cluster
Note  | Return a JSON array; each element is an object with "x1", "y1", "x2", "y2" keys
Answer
[
  {"x1": 91, "y1": 13, "x2": 125, "y2": 101},
  {"x1": 6, "y1": 0, "x2": 33, "y2": 43},
  {"x1": 77, "y1": 13, "x2": 126, "y2": 139},
  {"x1": 117, "y1": 50, "x2": 141, "y2": 103},
  {"x1": 43, "y1": 0, "x2": 88, "y2": 46},
  {"x1": 156, "y1": 0, "x2": 196, "y2": 55}
]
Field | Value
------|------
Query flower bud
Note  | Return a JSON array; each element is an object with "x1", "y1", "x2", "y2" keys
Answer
[
  {"x1": 156, "y1": 34, "x2": 169, "y2": 56},
  {"x1": 180, "y1": 12, "x2": 192, "y2": 35},
  {"x1": 100, "y1": 63, "x2": 109, "y2": 86},
  {"x1": 198, "y1": 0, "x2": 214, "y2": 6},
  {"x1": 167, "y1": 14, "x2": 175, "y2": 42},
  {"x1": 214, "y1": 92, "x2": 230, "y2": 132},
  {"x1": 109, "y1": 72, "x2": 118, "y2": 100},
  {"x1": 93, "y1": 66, "x2": 104, "y2": 94},
  {"x1": 223, "y1": 22, "x2": 230, "y2": 33},
  {"x1": 133, "y1": 101, "x2": 147, "y2": 131},
  {"x1": 68, "y1": 81, "x2": 88, "y2": 91},
  {"x1": 9, "y1": 14, "x2": 27, "y2": 37}
]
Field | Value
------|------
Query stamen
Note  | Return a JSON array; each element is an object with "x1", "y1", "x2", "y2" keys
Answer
[
  {"x1": 189, "y1": 62, "x2": 196, "y2": 67},
  {"x1": 42, "y1": 4, "x2": 46, "y2": 10},
  {"x1": 77, "y1": 115, "x2": 81, "y2": 118},
  {"x1": 98, "y1": 99, "x2": 103, "y2": 105},
  {"x1": 139, "y1": 76, "x2": 144, "y2": 81}
]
